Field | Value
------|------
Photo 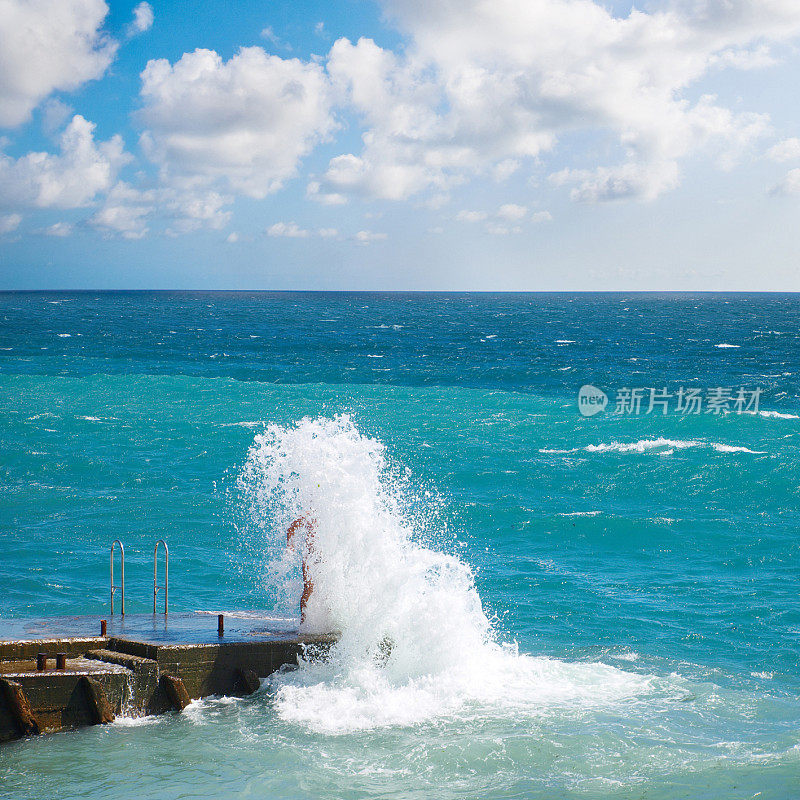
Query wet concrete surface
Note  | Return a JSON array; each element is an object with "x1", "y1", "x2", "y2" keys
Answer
[{"x1": 0, "y1": 611, "x2": 301, "y2": 646}]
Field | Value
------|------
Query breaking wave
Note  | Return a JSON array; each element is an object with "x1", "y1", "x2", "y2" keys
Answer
[
  {"x1": 540, "y1": 438, "x2": 766, "y2": 455},
  {"x1": 237, "y1": 415, "x2": 663, "y2": 734}
]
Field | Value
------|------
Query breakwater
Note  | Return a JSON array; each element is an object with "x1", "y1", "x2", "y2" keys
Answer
[{"x1": 0, "y1": 612, "x2": 334, "y2": 742}]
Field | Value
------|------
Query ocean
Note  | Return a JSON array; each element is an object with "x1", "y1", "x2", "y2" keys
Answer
[{"x1": 0, "y1": 291, "x2": 798, "y2": 799}]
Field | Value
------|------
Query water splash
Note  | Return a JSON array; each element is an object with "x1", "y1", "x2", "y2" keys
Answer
[{"x1": 238, "y1": 415, "x2": 657, "y2": 733}]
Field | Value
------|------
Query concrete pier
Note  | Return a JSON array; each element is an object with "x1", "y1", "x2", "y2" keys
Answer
[{"x1": 0, "y1": 612, "x2": 335, "y2": 743}]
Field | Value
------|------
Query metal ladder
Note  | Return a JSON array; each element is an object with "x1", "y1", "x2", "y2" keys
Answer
[
  {"x1": 108, "y1": 540, "x2": 169, "y2": 615},
  {"x1": 153, "y1": 539, "x2": 169, "y2": 614},
  {"x1": 110, "y1": 540, "x2": 125, "y2": 615}
]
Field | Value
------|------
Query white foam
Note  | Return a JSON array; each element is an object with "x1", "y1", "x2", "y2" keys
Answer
[
  {"x1": 113, "y1": 714, "x2": 158, "y2": 727},
  {"x1": 238, "y1": 415, "x2": 658, "y2": 734},
  {"x1": 610, "y1": 651, "x2": 640, "y2": 662},
  {"x1": 585, "y1": 438, "x2": 697, "y2": 453},
  {"x1": 754, "y1": 410, "x2": 799, "y2": 420},
  {"x1": 711, "y1": 444, "x2": 765, "y2": 454},
  {"x1": 558, "y1": 511, "x2": 602, "y2": 517},
  {"x1": 541, "y1": 438, "x2": 765, "y2": 455},
  {"x1": 715, "y1": 343, "x2": 740, "y2": 348}
]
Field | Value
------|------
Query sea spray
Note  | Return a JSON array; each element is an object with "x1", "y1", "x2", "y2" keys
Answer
[{"x1": 238, "y1": 415, "x2": 657, "y2": 733}]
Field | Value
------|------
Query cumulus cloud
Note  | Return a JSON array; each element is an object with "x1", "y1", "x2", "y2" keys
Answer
[
  {"x1": 267, "y1": 221, "x2": 310, "y2": 238},
  {"x1": 139, "y1": 47, "x2": 336, "y2": 199},
  {"x1": 493, "y1": 159, "x2": 521, "y2": 182},
  {"x1": 770, "y1": 168, "x2": 800, "y2": 196},
  {"x1": 89, "y1": 182, "x2": 154, "y2": 239},
  {"x1": 497, "y1": 204, "x2": 527, "y2": 222},
  {"x1": 126, "y1": 2, "x2": 153, "y2": 37},
  {"x1": 551, "y1": 161, "x2": 681, "y2": 203},
  {"x1": 455, "y1": 210, "x2": 487, "y2": 223},
  {"x1": 455, "y1": 203, "x2": 550, "y2": 228},
  {"x1": 0, "y1": 213, "x2": 21, "y2": 235},
  {"x1": 354, "y1": 230, "x2": 387, "y2": 244},
  {"x1": 307, "y1": 180, "x2": 347, "y2": 205},
  {"x1": 0, "y1": 0, "x2": 116, "y2": 127},
  {"x1": 767, "y1": 138, "x2": 800, "y2": 162},
  {"x1": 42, "y1": 221, "x2": 73, "y2": 237},
  {"x1": 165, "y1": 190, "x2": 231, "y2": 233},
  {"x1": 41, "y1": 99, "x2": 73, "y2": 135},
  {"x1": 0, "y1": 115, "x2": 130, "y2": 209},
  {"x1": 87, "y1": 180, "x2": 234, "y2": 238},
  {"x1": 312, "y1": 0, "x2": 799, "y2": 205},
  {"x1": 267, "y1": 221, "x2": 339, "y2": 238}
]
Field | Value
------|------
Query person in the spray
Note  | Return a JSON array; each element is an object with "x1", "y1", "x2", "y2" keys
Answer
[{"x1": 286, "y1": 514, "x2": 316, "y2": 624}]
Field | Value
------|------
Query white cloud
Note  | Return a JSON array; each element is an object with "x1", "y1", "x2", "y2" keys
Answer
[
  {"x1": 0, "y1": 0, "x2": 116, "y2": 127},
  {"x1": 89, "y1": 181, "x2": 154, "y2": 239},
  {"x1": 86, "y1": 180, "x2": 234, "y2": 239},
  {"x1": 43, "y1": 221, "x2": 73, "y2": 237},
  {"x1": 139, "y1": 47, "x2": 336, "y2": 199},
  {"x1": 354, "y1": 229, "x2": 387, "y2": 244},
  {"x1": 770, "y1": 168, "x2": 800, "y2": 196},
  {"x1": 91, "y1": 203, "x2": 149, "y2": 238},
  {"x1": 455, "y1": 210, "x2": 487, "y2": 223},
  {"x1": 267, "y1": 221, "x2": 310, "y2": 238},
  {"x1": 0, "y1": 115, "x2": 130, "y2": 209},
  {"x1": 260, "y1": 26, "x2": 291, "y2": 51},
  {"x1": 0, "y1": 213, "x2": 21, "y2": 234},
  {"x1": 307, "y1": 180, "x2": 347, "y2": 205},
  {"x1": 42, "y1": 99, "x2": 73, "y2": 135},
  {"x1": 493, "y1": 159, "x2": 521, "y2": 182},
  {"x1": 226, "y1": 231, "x2": 239, "y2": 243},
  {"x1": 166, "y1": 190, "x2": 231, "y2": 233},
  {"x1": 267, "y1": 222, "x2": 339, "y2": 238},
  {"x1": 486, "y1": 222, "x2": 521, "y2": 235},
  {"x1": 315, "y1": 0, "x2": 799, "y2": 204},
  {"x1": 454, "y1": 202, "x2": 551, "y2": 232},
  {"x1": 767, "y1": 138, "x2": 800, "y2": 163},
  {"x1": 127, "y1": 2, "x2": 153, "y2": 37},
  {"x1": 551, "y1": 161, "x2": 681, "y2": 203},
  {"x1": 497, "y1": 203, "x2": 527, "y2": 221}
]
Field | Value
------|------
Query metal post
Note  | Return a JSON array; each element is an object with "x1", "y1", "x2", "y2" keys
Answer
[
  {"x1": 154, "y1": 540, "x2": 169, "y2": 614},
  {"x1": 110, "y1": 540, "x2": 125, "y2": 615}
]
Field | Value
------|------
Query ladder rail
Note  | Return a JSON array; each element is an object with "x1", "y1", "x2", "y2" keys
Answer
[
  {"x1": 153, "y1": 539, "x2": 169, "y2": 614},
  {"x1": 110, "y1": 540, "x2": 125, "y2": 615}
]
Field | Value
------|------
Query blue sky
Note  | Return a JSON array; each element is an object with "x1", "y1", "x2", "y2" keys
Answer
[{"x1": 1, "y1": 0, "x2": 800, "y2": 290}]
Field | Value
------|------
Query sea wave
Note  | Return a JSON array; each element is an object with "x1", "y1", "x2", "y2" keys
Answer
[
  {"x1": 540, "y1": 438, "x2": 766, "y2": 455},
  {"x1": 754, "y1": 410, "x2": 799, "y2": 420},
  {"x1": 238, "y1": 415, "x2": 667, "y2": 734}
]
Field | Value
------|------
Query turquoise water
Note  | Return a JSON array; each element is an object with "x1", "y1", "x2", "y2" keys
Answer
[{"x1": 1, "y1": 292, "x2": 799, "y2": 798}]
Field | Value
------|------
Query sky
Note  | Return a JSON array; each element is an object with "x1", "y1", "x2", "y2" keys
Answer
[{"x1": 1, "y1": 0, "x2": 800, "y2": 290}]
